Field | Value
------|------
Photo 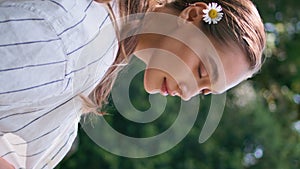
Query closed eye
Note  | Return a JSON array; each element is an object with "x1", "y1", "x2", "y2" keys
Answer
[
  {"x1": 199, "y1": 60, "x2": 209, "y2": 79},
  {"x1": 198, "y1": 61, "x2": 208, "y2": 79},
  {"x1": 198, "y1": 65, "x2": 202, "y2": 79}
]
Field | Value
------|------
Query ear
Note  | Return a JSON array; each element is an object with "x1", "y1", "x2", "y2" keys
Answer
[{"x1": 178, "y1": 2, "x2": 207, "y2": 24}]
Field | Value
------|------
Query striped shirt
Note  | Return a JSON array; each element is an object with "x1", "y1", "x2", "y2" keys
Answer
[{"x1": 0, "y1": 0, "x2": 119, "y2": 168}]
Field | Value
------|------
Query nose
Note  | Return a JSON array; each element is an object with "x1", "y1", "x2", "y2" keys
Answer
[
  {"x1": 202, "y1": 89, "x2": 212, "y2": 95},
  {"x1": 178, "y1": 79, "x2": 212, "y2": 101},
  {"x1": 178, "y1": 82, "x2": 195, "y2": 101}
]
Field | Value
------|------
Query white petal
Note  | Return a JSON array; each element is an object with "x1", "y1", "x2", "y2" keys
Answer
[
  {"x1": 216, "y1": 5, "x2": 222, "y2": 12},
  {"x1": 208, "y1": 3, "x2": 213, "y2": 8},
  {"x1": 211, "y1": 2, "x2": 217, "y2": 9},
  {"x1": 203, "y1": 9, "x2": 209, "y2": 14},
  {"x1": 212, "y1": 19, "x2": 218, "y2": 24},
  {"x1": 217, "y1": 13, "x2": 223, "y2": 20}
]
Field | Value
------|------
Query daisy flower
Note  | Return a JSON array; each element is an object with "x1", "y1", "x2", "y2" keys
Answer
[{"x1": 203, "y1": 2, "x2": 224, "y2": 24}]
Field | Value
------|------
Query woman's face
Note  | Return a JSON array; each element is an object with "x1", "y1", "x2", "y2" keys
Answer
[
  {"x1": 135, "y1": 33, "x2": 251, "y2": 101},
  {"x1": 133, "y1": 5, "x2": 251, "y2": 101}
]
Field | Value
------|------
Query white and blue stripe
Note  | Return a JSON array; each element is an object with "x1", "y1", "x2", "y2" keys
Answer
[{"x1": 0, "y1": 0, "x2": 119, "y2": 168}]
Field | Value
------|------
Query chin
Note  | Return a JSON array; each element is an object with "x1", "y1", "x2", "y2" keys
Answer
[
  {"x1": 145, "y1": 89, "x2": 160, "y2": 95},
  {"x1": 143, "y1": 82, "x2": 158, "y2": 95}
]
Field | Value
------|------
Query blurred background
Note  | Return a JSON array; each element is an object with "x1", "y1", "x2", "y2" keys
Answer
[{"x1": 56, "y1": 0, "x2": 300, "y2": 168}]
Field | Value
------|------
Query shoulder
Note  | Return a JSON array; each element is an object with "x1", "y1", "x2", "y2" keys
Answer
[
  {"x1": 0, "y1": 1, "x2": 70, "y2": 111},
  {"x1": 0, "y1": 0, "x2": 119, "y2": 110}
]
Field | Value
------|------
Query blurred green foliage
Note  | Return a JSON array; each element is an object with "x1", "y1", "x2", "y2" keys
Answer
[{"x1": 56, "y1": 0, "x2": 300, "y2": 168}]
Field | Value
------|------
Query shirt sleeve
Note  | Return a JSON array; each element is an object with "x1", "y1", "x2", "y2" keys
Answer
[
  {"x1": 0, "y1": 1, "x2": 68, "y2": 114},
  {"x1": 0, "y1": 0, "x2": 118, "y2": 168},
  {"x1": 0, "y1": 2, "x2": 69, "y2": 168}
]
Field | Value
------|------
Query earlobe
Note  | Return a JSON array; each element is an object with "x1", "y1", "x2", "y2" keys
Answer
[{"x1": 178, "y1": 2, "x2": 207, "y2": 23}]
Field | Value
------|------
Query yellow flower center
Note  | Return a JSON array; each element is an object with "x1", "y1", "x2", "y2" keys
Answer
[{"x1": 208, "y1": 9, "x2": 218, "y2": 19}]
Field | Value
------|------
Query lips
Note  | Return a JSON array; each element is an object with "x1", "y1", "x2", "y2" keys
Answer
[{"x1": 160, "y1": 78, "x2": 169, "y2": 96}]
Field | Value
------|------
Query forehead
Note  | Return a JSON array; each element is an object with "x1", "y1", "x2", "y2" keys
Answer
[{"x1": 208, "y1": 39, "x2": 251, "y2": 93}]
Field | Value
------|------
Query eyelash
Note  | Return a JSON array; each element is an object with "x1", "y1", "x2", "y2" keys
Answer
[{"x1": 198, "y1": 66, "x2": 202, "y2": 79}]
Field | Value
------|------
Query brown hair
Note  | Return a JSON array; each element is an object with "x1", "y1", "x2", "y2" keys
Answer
[
  {"x1": 83, "y1": 0, "x2": 266, "y2": 114},
  {"x1": 82, "y1": 0, "x2": 149, "y2": 114}
]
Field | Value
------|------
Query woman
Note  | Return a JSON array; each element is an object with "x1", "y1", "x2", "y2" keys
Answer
[{"x1": 0, "y1": 0, "x2": 265, "y2": 168}]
